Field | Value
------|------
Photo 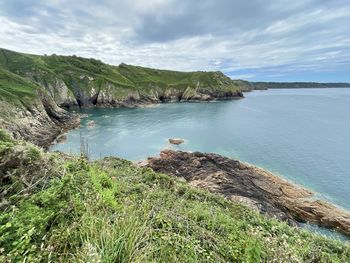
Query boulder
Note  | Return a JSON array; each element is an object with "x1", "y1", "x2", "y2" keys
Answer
[
  {"x1": 169, "y1": 138, "x2": 184, "y2": 145},
  {"x1": 87, "y1": 120, "x2": 95, "y2": 128},
  {"x1": 56, "y1": 134, "x2": 67, "y2": 144}
]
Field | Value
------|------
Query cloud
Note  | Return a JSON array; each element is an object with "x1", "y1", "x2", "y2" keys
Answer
[{"x1": 0, "y1": 0, "x2": 349, "y2": 81}]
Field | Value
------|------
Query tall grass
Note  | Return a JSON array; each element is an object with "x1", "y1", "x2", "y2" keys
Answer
[
  {"x1": 79, "y1": 131, "x2": 90, "y2": 159},
  {"x1": 73, "y1": 208, "x2": 151, "y2": 263}
]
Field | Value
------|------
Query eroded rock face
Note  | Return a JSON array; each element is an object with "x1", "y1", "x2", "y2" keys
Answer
[
  {"x1": 74, "y1": 87, "x2": 243, "y2": 108},
  {"x1": 146, "y1": 150, "x2": 350, "y2": 236},
  {"x1": 25, "y1": 73, "x2": 78, "y2": 107},
  {"x1": 52, "y1": 80, "x2": 244, "y2": 108},
  {"x1": 0, "y1": 92, "x2": 80, "y2": 149}
]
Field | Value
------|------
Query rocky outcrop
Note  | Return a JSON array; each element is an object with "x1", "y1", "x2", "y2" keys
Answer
[
  {"x1": 146, "y1": 150, "x2": 350, "y2": 236},
  {"x1": 169, "y1": 138, "x2": 184, "y2": 145},
  {"x1": 27, "y1": 75, "x2": 244, "y2": 109},
  {"x1": 24, "y1": 72, "x2": 78, "y2": 107},
  {"x1": 0, "y1": 92, "x2": 79, "y2": 148},
  {"x1": 60, "y1": 84, "x2": 244, "y2": 108},
  {"x1": 21, "y1": 65, "x2": 245, "y2": 109}
]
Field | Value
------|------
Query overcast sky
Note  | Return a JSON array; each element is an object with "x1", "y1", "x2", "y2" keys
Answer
[{"x1": 0, "y1": 0, "x2": 349, "y2": 81}]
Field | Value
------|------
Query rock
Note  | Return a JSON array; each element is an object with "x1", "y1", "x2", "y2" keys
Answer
[
  {"x1": 80, "y1": 114, "x2": 89, "y2": 118},
  {"x1": 169, "y1": 138, "x2": 184, "y2": 145},
  {"x1": 87, "y1": 120, "x2": 95, "y2": 128},
  {"x1": 146, "y1": 150, "x2": 350, "y2": 237},
  {"x1": 0, "y1": 93, "x2": 80, "y2": 149},
  {"x1": 56, "y1": 134, "x2": 67, "y2": 144}
]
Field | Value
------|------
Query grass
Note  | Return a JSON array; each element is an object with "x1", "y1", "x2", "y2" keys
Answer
[
  {"x1": 0, "y1": 48, "x2": 248, "y2": 108},
  {"x1": 1, "y1": 131, "x2": 350, "y2": 262},
  {"x1": 0, "y1": 68, "x2": 39, "y2": 105}
]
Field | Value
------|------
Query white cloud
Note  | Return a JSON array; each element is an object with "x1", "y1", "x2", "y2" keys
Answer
[{"x1": 0, "y1": 0, "x2": 349, "y2": 81}]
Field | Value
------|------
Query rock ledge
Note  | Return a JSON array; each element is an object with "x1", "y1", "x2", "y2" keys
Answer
[{"x1": 146, "y1": 150, "x2": 350, "y2": 236}]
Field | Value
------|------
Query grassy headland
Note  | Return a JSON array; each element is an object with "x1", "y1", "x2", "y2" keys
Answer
[
  {"x1": 0, "y1": 48, "x2": 248, "y2": 109},
  {"x1": 0, "y1": 47, "x2": 249, "y2": 146}
]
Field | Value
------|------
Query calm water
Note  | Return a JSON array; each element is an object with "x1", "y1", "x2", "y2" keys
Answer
[{"x1": 51, "y1": 88, "x2": 350, "y2": 213}]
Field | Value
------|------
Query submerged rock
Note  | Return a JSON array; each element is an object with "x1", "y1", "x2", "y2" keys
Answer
[
  {"x1": 146, "y1": 150, "x2": 350, "y2": 236},
  {"x1": 80, "y1": 113, "x2": 89, "y2": 119},
  {"x1": 87, "y1": 120, "x2": 95, "y2": 128},
  {"x1": 169, "y1": 138, "x2": 184, "y2": 145}
]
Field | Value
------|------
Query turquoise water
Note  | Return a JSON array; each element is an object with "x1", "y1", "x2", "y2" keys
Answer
[{"x1": 51, "y1": 88, "x2": 350, "y2": 213}]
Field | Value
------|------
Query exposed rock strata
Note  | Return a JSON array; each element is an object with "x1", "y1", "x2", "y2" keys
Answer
[
  {"x1": 26, "y1": 71, "x2": 244, "y2": 109},
  {"x1": 0, "y1": 48, "x2": 248, "y2": 111},
  {"x1": 63, "y1": 87, "x2": 244, "y2": 108},
  {"x1": 0, "y1": 92, "x2": 79, "y2": 148},
  {"x1": 146, "y1": 150, "x2": 350, "y2": 236}
]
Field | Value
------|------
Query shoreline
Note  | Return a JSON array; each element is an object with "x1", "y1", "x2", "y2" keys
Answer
[
  {"x1": 46, "y1": 96, "x2": 350, "y2": 238},
  {"x1": 48, "y1": 96, "x2": 243, "y2": 147},
  {"x1": 145, "y1": 150, "x2": 350, "y2": 237}
]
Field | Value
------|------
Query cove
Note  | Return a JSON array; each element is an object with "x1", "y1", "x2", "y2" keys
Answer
[{"x1": 51, "y1": 88, "x2": 350, "y2": 219}]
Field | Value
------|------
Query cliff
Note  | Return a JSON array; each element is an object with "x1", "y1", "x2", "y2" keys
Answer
[
  {"x1": 0, "y1": 48, "x2": 250, "y2": 146},
  {"x1": 0, "y1": 68, "x2": 79, "y2": 148},
  {"x1": 0, "y1": 48, "x2": 246, "y2": 109}
]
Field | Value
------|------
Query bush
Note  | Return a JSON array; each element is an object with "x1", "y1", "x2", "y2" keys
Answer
[{"x1": 0, "y1": 129, "x2": 13, "y2": 143}]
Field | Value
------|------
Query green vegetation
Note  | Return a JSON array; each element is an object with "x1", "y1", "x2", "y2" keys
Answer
[
  {"x1": 0, "y1": 48, "x2": 247, "y2": 108},
  {"x1": 0, "y1": 47, "x2": 248, "y2": 146},
  {"x1": 1, "y1": 47, "x2": 348, "y2": 111},
  {"x1": 1, "y1": 48, "x2": 350, "y2": 262},
  {"x1": 1, "y1": 131, "x2": 349, "y2": 262},
  {"x1": 0, "y1": 68, "x2": 39, "y2": 105}
]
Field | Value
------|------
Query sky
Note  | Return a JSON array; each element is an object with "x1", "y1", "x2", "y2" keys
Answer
[{"x1": 0, "y1": 0, "x2": 349, "y2": 82}]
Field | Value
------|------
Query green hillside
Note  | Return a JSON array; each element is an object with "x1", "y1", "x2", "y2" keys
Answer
[
  {"x1": 0, "y1": 47, "x2": 248, "y2": 146},
  {"x1": 1, "y1": 131, "x2": 349, "y2": 262},
  {"x1": 0, "y1": 68, "x2": 39, "y2": 105},
  {"x1": 0, "y1": 48, "x2": 247, "y2": 108}
]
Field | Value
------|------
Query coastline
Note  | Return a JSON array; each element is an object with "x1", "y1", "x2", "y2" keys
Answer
[
  {"x1": 27, "y1": 94, "x2": 350, "y2": 238},
  {"x1": 48, "y1": 95, "x2": 244, "y2": 147},
  {"x1": 146, "y1": 150, "x2": 350, "y2": 237}
]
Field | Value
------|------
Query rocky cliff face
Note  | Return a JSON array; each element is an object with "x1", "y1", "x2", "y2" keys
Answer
[
  {"x1": 0, "y1": 91, "x2": 79, "y2": 148},
  {"x1": 0, "y1": 48, "x2": 248, "y2": 147},
  {"x1": 146, "y1": 150, "x2": 350, "y2": 237},
  {"x1": 33, "y1": 71, "x2": 245, "y2": 108},
  {"x1": 0, "y1": 48, "x2": 247, "y2": 109},
  {"x1": 75, "y1": 84, "x2": 244, "y2": 108}
]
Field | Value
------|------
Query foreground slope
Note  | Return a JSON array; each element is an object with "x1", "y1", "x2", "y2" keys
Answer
[{"x1": 1, "y1": 131, "x2": 349, "y2": 262}]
